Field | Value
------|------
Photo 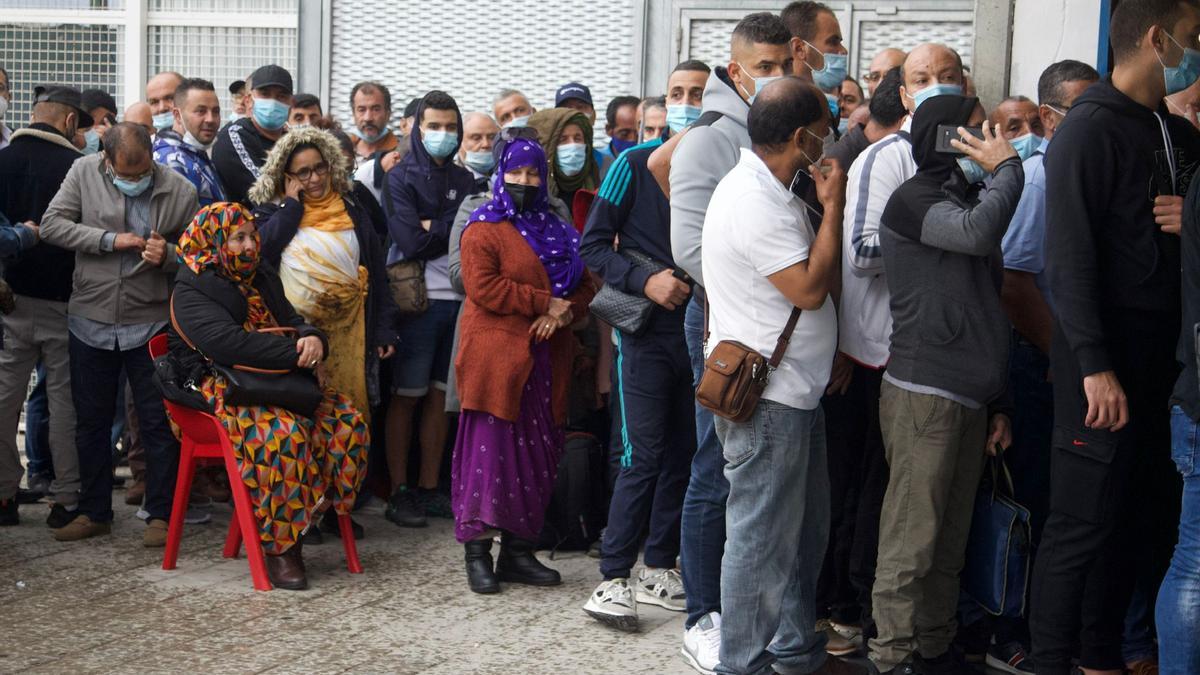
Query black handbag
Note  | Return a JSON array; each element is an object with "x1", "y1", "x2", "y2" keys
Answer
[
  {"x1": 588, "y1": 248, "x2": 670, "y2": 335},
  {"x1": 151, "y1": 349, "x2": 210, "y2": 412}
]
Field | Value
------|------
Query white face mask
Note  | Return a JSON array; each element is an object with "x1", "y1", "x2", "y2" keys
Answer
[
  {"x1": 182, "y1": 129, "x2": 213, "y2": 151},
  {"x1": 0, "y1": 96, "x2": 8, "y2": 120}
]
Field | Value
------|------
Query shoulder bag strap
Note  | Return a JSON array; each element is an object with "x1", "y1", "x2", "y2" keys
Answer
[{"x1": 766, "y1": 307, "x2": 803, "y2": 370}]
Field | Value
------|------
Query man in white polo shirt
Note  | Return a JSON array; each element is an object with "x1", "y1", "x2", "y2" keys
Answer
[{"x1": 702, "y1": 76, "x2": 860, "y2": 675}]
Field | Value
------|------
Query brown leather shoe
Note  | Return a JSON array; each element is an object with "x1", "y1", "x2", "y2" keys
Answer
[
  {"x1": 266, "y1": 543, "x2": 308, "y2": 590},
  {"x1": 124, "y1": 478, "x2": 145, "y2": 506},
  {"x1": 52, "y1": 514, "x2": 112, "y2": 541},
  {"x1": 143, "y1": 519, "x2": 168, "y2": 547},
  {"x1": 811, "y1": 655, "x2": 869, "y2": 675}
]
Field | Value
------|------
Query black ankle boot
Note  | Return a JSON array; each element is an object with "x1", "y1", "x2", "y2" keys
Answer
[
  {"x1": 496, "y1": 532, "x2": 561, "y2": 586},
  {"x1": 464, "y1": 539, "x2": 500, "y2": 594}
]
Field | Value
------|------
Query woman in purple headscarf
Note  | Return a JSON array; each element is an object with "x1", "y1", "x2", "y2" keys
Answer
[{"x1": 452, "y1": 138, "x2": 596, "y2": 594}]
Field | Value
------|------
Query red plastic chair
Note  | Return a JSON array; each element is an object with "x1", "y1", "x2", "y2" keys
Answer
[{"x1": 148, "y1": 334, "x2": 363, "y2": 591}]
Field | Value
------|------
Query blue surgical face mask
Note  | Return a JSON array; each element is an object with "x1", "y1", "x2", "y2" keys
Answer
[
  {"x1": 1010, "y1": 133, "x2": 1043, "y2": 161},
  {"x1": 152, "y1": 111, "x2": 174, "y2": 131},
  {"x1": 611, "y1": 138, "x2": 636, "y2": 156},
  {"x1": 805, "y1": 43, "x2": 849, "y2": 91},
  {"x1": 252, "y1": 97, "x2": 289, "y2": 131},
  {"x1": 825, "y1": 93, "x2": 840, "y2": 120},
  {"x1": 109, "y1": 165, "x2": 152, "y2": 197},
  {"x1": 556, "y1": 142, "x2": 587, "y2": 176},
  {"x1": 83, "y1": 129, "x2": 101, "y2": 155},
  {"x1": 957, "y1": 157, "x2": 987, "y2": 185},
  {"x1": 666, "y1": 104, "x2": 701, "y2": 133},
  {"x1": 504, "y1": 115, "x2": 530, "y2": 129},
  {"x1": 422, "y1": 129, "x2": 457, "y2": 159},
  {"x1": 907, "y1": 83, "x2": 964, "y2": 110},
  {"x1": 463, "y1": 149, "x2": 496, "y2": 174},
  {"x1": 1158, "y1": 31, "x2": 1200, "y2": 96},
  {"x1": 837, "y1": 117, "x2": 850, "y2": 136},
  {"x1": 736, "y1": 62, "x2": 783, "y2": 104},
  {"x1": 354, "y1": 124, "x2": 390, "y2": 144}
]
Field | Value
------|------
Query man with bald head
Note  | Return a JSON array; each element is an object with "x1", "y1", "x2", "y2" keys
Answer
[
  {"x1": 123, "y1": 101, "x2": 155, "y2": 137},
  {"x1": 864, "y1": 48, "x2": 906, "y2": 97},
  {"x1": 145, "y1": 71, "x2": 183, "y2": 134},
  {"x1": 41, "y1": 122, "x2": 197, "y2": 547},
  {"x1": 990, "y1": 95, "x2": 1045, "y2": 160},
  {"x1": 456, "y1": 112, "x2": 499, "y2": 192}
]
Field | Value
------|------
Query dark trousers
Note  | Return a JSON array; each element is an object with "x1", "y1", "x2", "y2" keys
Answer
[
  {"x1": 600, "y1": 326, "x2": 697, "y2": 579},
  {"x1": 70, "y1": 333, "x2": 179, "y2": 523},
  {"x1": 1031, "y1": 320, "x2": 1180, "y2": 673},
  {"x1": 815, "y1": 364, "x2": 888, "y2": 632}
]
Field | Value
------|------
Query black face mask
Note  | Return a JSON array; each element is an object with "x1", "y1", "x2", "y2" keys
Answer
[{"x1": 505, "y1": 182, "x2": 536, "y2": 212}]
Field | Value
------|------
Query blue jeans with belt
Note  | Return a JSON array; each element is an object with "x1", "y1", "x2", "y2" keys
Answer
[
  {"x1": 1156, "y1": 406, "x2": 1200, "y2": 675},
  {"x1": 680, "y1": 292, "x2": 730, "y2": 628}
]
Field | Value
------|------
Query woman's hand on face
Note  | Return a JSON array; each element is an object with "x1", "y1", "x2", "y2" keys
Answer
[
  {"x1": 296, "y1": 335, "x2": 324, "y2": 368},
  {"x1": 377, "y1": 344, "x2": 396, "y2": 360},
  {"x1": 547, "y1": 297, "x2": 574, "y2": 326},
  {"x1": 529, "y1": 314, "x2": 559, "y2": 342},
  {"x1": 284, "y1": 174, "x2": 306, "y2": 203}
]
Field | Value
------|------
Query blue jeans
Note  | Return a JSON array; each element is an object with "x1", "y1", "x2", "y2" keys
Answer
[
  {"x1": 715, "y1": 401, "x2": 830, "y2": 675},
  {"x1": 1156, "y1": 406, "x2": 1200, "y2": 675},
  {"x1": 681, "y1": 294, "x2": 729, "y2": 628},
  {"x1": 24, "y1": 361, "x2": 52, "y2": 478}
]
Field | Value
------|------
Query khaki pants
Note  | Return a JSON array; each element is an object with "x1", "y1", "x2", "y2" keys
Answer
[
  {"x1": 0, "y1": 297, "x2": 79, "y2": 504},
  {"x1": 868, "y1": 380, "x2": 988, "y2": 669}
]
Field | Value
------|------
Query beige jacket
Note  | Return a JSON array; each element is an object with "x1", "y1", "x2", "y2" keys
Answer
[{"x1": 41, "y1": 153, "x2": 198, "y2": 325}]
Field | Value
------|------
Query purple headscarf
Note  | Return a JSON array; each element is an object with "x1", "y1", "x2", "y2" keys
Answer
[{"x1": 467, "y1": 138, "x2": 584, "y2": 298}]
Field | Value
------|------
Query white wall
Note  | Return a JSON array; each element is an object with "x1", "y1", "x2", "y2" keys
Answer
[{"x1": 1009, "y1": 0, "x2": 1103, "y2": 99}]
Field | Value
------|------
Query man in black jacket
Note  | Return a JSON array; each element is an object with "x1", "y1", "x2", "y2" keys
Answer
[
  {"x1": 213, "y1": 64, "x2": 293, "y2": 205},
  {"x1": 0, "y1": 85, "x2": 86, "y2": 527},
  {"x1": 1032, "y1": 1, "x2": 1200, "y2": 673}
]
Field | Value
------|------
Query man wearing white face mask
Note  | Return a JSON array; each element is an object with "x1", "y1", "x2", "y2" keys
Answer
[
  {"x1": 153, "y1": 78, "x2": 227, "y2": 206},
  {"x1": 456, "y1": 111, "x2": 500, "y2": 193},
  {"x1": 145, "y1": 71, "x2": 183, "y2": 135},
  {"x1": 213, "y1": 64, "x2": 293, "y2": 205},
  {"x1": 782, "y1": 1, "x2": 848, "y2": 134}
]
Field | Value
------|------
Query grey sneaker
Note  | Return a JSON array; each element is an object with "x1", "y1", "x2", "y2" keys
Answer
[
  {"x1": 636, "y1": 567, "x2": 686, "y2": 611},
  {"x1": 136, "y1": 507, "x2": 210, "y2": 524},
  {"x1": 583, "y1": 578, "x2": 638, "y2": 632}
]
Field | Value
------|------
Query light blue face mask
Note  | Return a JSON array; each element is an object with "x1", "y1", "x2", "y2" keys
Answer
[
  {"x1": 736, "y1": 62, "x2": 783, "y2": 104},
  {"x1": 556, "y1": 143, "x2": 587, "y2": 176},
  {"x1": 109, "y1": 166, "x2": 152, "y2": 198},
  {"x1": 1159, "y1": 31, "x2": 1200, "y2": 96},
  {"x1": 252, "y1": 97, "x2": 289, "y2": 130},
  {"x1": 151, "y1": 111, "x2": 174, "y2": 131},
  {"x1": 504, "y1": 115, "x2": 530, "y2": 129},
  {"x1": 422, "y1": 129, "x2": 457, "y2": 159},
  {"x1": 825, "y1": 93, "x2": 840, "y2": 120},
  {"x1": 82, "y1": 129, "x2": 101, "y2": 155},
  {"x1": 354, "y1": 124, "x2": 390, "y2": 144},
  {"x1": 1010, "y1": 133, "x2": 1043, "y2": 162},
  {"x1": 805, "y1": 42, "x2": 848, "y2": 91},
  {"x1": 908, "y1": 83, "x2": 964, "y2": 110},
  {"x1": 463, "y1": 149, "x2": 496, "y2": 174},
  {"x1": 228, "y1": 110, "x2": 243, "y2": 123},
  {"x1": 666, "y1": 104, "x2": 701, "y2": 133},
  {"x1": 957, "y1": 157, "x2": 987, "y2": 185},
  {"x1": 837, "y1": 117, "x2": 850, "y2": 136}
]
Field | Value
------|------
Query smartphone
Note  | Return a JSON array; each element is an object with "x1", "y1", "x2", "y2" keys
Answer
[{"x1": 935, "y1": 124, "x2": 984, "y2": 155}]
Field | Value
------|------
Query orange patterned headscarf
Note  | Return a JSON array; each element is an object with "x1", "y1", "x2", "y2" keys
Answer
[{"x1": 177, "y1": 202, "x2": 260, "y2": 284}]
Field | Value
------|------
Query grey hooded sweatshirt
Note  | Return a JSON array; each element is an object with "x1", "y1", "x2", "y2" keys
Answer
[{"x1": 669, "y1": 67, "x2": 750, "y2": 287}]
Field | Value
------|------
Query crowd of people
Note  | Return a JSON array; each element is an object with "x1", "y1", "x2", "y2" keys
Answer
[{"x1": 0, "y1": 0, "x2": 1198, "y2": 674}]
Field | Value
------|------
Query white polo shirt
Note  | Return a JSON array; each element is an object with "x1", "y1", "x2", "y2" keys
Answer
[{"x1": 701, "y1": 148, "x2": 837, "y2": 412}]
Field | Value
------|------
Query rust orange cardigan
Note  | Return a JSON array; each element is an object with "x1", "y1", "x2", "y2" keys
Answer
[{"x1": 456, "y1": 219, "x2": 597, "y2": 424}]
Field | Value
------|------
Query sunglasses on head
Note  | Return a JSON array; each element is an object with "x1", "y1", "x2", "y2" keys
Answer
[{"x1": 498, "y1": 126, "x2": 540, "y2": 144}]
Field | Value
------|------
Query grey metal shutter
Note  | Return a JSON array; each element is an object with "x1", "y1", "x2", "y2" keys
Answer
[{"x1": 327, "y1": 0, "x2": 640, "y2": 144}]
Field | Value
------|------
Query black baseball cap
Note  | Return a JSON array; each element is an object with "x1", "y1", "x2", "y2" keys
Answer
[
  {"x1": 555, "y1": 82, "x2": 593, "y2": 107},
  {"x1": 33, "y1": 85, "x2": 94, "y2": 127},
  {"x1": 81, "y1": 88, "x2": 117, "y2": 116},
  {"x1": 228, "y1": 79, "x2": 246, "y2": 95},
  {"x1": 248, "y1": 65, "x2": 293, "y2": 95}
]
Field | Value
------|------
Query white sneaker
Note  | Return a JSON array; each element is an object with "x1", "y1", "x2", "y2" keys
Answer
[
  {"x1": 681, "y1": 611, "x2": 721, "y2": 674},
  {"x1": 637, "y1": 567, "x2": 687, "y2": 611},
  {"x1": 135, "y1": 507, "x2": 211, "y2": 524},
  {"x1": 583, "y1": 578, "x2": 639, "y2": 632}
]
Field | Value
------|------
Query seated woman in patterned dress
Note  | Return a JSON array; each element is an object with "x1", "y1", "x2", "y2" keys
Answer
[{"x1": 168, "y1": 202, "x2": 369, "y2": 591}]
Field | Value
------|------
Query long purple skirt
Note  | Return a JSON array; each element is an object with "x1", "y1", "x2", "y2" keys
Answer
[{"x1": 451, "y1": 342, "x2": 563, "y2": 543}]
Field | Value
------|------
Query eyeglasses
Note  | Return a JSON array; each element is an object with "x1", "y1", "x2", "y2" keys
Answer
[
  {"x1": 287, "y1": 162, "x2": 330, "y2": 182},
  {"x1": 862, "y1": 71, "x2": 885, "y2": 83}
]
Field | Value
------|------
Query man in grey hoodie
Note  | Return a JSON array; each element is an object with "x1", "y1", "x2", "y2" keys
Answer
[{"x1": 664, "y1": 11, "x2": 794, "y2": 673}]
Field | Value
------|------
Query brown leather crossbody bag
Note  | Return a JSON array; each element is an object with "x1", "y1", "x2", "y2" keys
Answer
[{"x1": 695, "y1": 301, "x2": 801, "y2": 423}]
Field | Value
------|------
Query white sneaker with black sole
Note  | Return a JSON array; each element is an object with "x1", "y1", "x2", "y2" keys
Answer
[
  {"x1": 136, "y1": 506, "x2": 211, "y2": 525},
  {"x1": 636, "y1": 567, "x2": 686, "y2": 611},
  {"x1": 681, "y1": 611, "x2": 721, "y2": 674},
  {"x1": 583, "y1": 578, "x2": 638, "y2": 632}
]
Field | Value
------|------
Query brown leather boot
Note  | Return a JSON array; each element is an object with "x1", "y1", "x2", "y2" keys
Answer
[{"x1": 266, "y1": 541, "x2": 308, "y2": 591}]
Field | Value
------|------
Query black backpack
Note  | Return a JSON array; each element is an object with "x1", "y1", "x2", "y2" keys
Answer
[{"x1": 538, "y1": 432, "x2": 607, "y2": 554}]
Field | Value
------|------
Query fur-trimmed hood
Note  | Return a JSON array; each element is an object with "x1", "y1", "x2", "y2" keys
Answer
[
  {"x1": 247, "y1": 127, "x2": 352, "y2": 205},
  {"x1": 10, "y1": 125, "x2": 82, "y2": 155}
]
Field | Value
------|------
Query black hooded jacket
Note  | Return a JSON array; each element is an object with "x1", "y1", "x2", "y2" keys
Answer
[
  {"x1": 880, "y1": 95, "x2": 1024, "y2": 406},
  {"x1": 383, "y1": 96, "x2": 475, "y2": 261},
  {"x1": 1046, "y1": 78, "x2": 1200, "y2": 382}
]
